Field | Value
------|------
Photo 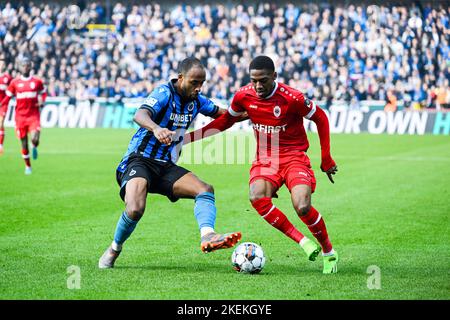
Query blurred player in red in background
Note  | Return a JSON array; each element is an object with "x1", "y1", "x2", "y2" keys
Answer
[
  {"x1": 0, "y1": 56, "x2": 13, "y2": 155},
  {"x1": 0, "y1": 56, "x2": 46, "y2": 174},
  {"x1": 185, "y1": 55, "x2": 339, "y2": 274}
]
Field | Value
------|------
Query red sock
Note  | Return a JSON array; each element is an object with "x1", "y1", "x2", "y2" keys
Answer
[
  {"x1": 300, "y1": 206, "x2": 333, "y2": 254},
  {"x1": 252, "y1": 197, "x2": 305, "y2": 243},
  {"x1": 0, "y1": 129, "x2": 4, "y2": 145},
  {"x1": 22, "y1": 149, "x2": 31, "y2": 167}
]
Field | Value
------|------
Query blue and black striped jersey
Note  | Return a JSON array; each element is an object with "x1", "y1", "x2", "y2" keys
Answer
[{"x1": 117, "y1": 79, "x2": 218, "y2": 172}]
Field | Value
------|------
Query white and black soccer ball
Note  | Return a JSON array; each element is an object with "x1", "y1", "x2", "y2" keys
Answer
[{"x1": 231, "y1": 242, "x2": 266, "y2": 274}]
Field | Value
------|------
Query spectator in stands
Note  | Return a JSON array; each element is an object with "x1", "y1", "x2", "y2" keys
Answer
[
  {"x1": 384, "y1": 89, "x2": 398, "y2": 112},
  {"x1": 0, "y1": 1, "x2": 447, "y2": 111}
]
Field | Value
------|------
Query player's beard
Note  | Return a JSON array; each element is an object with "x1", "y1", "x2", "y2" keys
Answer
[
  {"x1": 191, "y1": 92, "x2": 199, "y2": 100},
  {"x1": 184, "y1": 87, "x2": 198, "y2": 101}
]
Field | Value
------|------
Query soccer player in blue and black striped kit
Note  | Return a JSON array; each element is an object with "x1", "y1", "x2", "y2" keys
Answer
[{"x1": 99, "y1": 57, "x2": 242, "y2": 268}]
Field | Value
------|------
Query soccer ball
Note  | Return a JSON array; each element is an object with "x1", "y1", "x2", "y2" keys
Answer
[{"x1": 231, "y1": 242, "x2": 266, "y2": 274}]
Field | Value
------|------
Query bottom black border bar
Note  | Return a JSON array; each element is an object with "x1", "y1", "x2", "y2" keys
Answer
[{"x1": 1, "y1": 300, "x2": 447, "y2": 318}]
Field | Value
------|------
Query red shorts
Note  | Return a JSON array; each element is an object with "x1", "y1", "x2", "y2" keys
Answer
[
  {"x1": 249, "y1": 152, "x2": 317, "y2": 193},
  {"x1": 15, "y1": 117, "x2": 41, "y2": 139}
]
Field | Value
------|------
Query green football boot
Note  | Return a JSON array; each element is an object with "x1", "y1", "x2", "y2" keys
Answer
[
  {"x1": 300, "y1": 238, "x2": 321, "y2": 261},
  {"x1": 322, "y1": 251, "x2": 339, "y2": 274}
]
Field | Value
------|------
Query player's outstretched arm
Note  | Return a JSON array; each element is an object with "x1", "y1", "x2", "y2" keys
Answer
[
  {"x1": 184, "y1": 110, "x2": 239, "y2": 145},
  {"x1": 211, "y1": 107, "x2": 249, "y2": 121},
  {"x1": 309, "y1": 106, "x2": 338, "y2": 183},
  {"x1": 134, "y1": 108, "x2": 175, "y2": 145}
]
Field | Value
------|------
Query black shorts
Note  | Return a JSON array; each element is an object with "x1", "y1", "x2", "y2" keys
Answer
[{"x1": 116, "y1": 156, "x2": 190, "y2": 202}]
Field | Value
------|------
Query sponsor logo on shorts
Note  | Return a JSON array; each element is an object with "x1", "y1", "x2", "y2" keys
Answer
[{"x1": 129, "y1": 169, "x2": 136, "y2": 176}]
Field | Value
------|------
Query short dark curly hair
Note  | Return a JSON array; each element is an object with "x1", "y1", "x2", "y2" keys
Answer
[
  {"x1": 178, "y1": 57, "x2": 204, "y2": 75},
  {"x1": 249, "y1": 55, "x2": 275, "y2": 72}
]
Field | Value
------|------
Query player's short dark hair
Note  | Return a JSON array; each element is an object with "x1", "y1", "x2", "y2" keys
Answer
[
  {"x1": 178, "y1": 57, "x2": 204, "y2": 75},
  {"x1": 249, "y1": 55, "x2": 275, "y2": 72}
]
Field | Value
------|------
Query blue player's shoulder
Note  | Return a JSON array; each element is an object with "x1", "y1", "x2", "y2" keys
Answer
[
  {"x1": 196, "y1": 93, "x2": 219, "y2": 116},
  {"x1": 152, "y1": 83, "x2": 172, "y2": 100},
  {"x1": 197, "y1": 93, "x2": 213, "y2": 106},
  {"x1": 143, "y1": 83, "x2": 172, "y2": 108}
]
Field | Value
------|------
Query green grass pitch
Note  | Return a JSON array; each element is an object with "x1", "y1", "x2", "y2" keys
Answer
[{"x1": 0, "y1": 127, "x2": 449, "y2": 300}]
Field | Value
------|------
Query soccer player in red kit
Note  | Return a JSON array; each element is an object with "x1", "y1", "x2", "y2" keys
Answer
[
  {"x1": 0, "y1": 56, "x2": 13, "y2": 155},
  {"x1": 0, "y1": 56, "x2": 46, "y2": 174},
  {"x1": 185, "y1": 56, "x2": 339, "y2": 273}
]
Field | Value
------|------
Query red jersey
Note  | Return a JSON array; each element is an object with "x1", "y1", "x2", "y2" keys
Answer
[
  {"x1": 0, "y1": 72, "x2": 12, "y2": 101},
  {"x1": 0, "y1": 72, "x2": 12, "y2": 115},
  {"x1": 5, "y1": 76, "x2": 45, "y2": 121},
  {"x1": 229, "y1": 82, "x2": 318, "y2": 158}
]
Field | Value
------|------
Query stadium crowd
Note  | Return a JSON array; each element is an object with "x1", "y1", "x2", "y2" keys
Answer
[{"x1": 0, "y1": 1, "x2": 449, "y2": 110}]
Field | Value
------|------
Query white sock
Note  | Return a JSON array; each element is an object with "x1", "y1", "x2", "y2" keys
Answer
[
  {"x1": 299, "y1": 237, "x2": 310, "y2": 247},
  {"x1": 111, "y1": 241, "x2": 122, "y2": 252},
  {"x1": 322, "y1": 249, "x2": 335, "y2": 256},
  {"x1": 200, "y1": 227, "x2": 215, "y2": 237}
]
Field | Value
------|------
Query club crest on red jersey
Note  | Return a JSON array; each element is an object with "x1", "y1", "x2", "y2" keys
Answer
[
  {"x1": 30, "y1": 82, "x2": 35, "y2": 89},
  {"x1": 273, "y1": 105, "x2": 281, "y2": 117}
]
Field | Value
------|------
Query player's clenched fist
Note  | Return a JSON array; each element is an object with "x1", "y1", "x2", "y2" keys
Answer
[{"x1": 154, "y1": 127, "x2": 176, "y2": 145}]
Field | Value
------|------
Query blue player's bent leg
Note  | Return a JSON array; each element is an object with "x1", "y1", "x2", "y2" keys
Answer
[
  {"x1": 113, "y1": 211, "x2": 139, "y2": 247},
  {"x1": 194, "y1": 192, "x2": 217, "y2": 233},
  {"x1": 99, "y1": 178, "x2": 146, "y2": 269},
  {"x1": 195, "y1": 192, "x2": 241, "y2": 253},
  {"x1": 99, "y1": 211, "x2": 139, "y2": 269}
]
